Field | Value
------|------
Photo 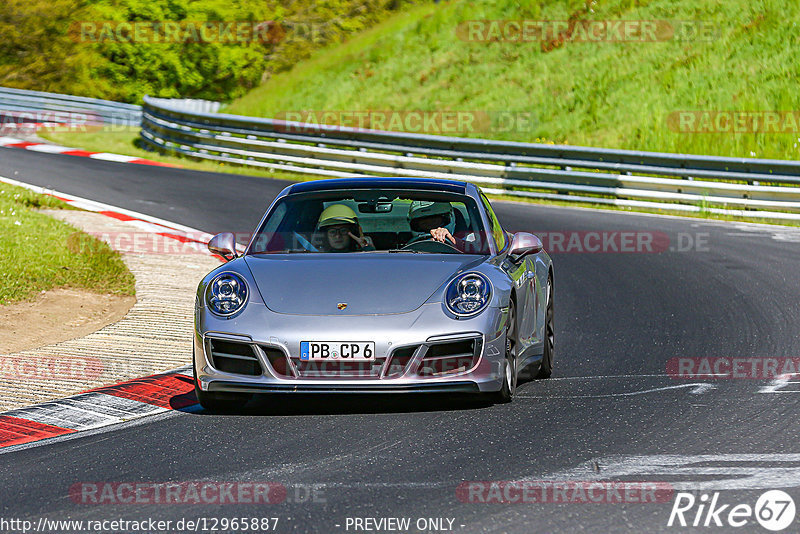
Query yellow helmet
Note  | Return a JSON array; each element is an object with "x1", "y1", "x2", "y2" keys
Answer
[{"x1": 317, "y1": 204, "x2": 358, "y2": 229}]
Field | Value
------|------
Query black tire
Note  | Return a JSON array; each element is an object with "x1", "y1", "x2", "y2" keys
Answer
[
  {"x1": 490, "y1": 299, "x2": 517, "y2": 404},
  {"x1": 536, "y1": 275, "x2": 554, "y2": 379},
  {"x1": 193, "y1": 356, "x2": 252, "y2": 412}
]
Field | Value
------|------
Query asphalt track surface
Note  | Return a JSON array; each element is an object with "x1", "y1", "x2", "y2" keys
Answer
[{"x1": 2, "y1": 148, "x2": 800, "y2": 533}]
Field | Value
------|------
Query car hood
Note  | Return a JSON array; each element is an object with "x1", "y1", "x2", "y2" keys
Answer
[{"x1": 243, "y1": 254, "x2": 485, "y2": 315}]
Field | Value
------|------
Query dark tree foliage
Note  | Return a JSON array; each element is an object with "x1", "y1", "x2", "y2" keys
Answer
[{"x1": 0, "y1": 0, "x2": 417, "y2": 103}]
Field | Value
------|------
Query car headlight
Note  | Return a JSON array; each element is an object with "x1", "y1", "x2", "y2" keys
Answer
[
  {"x1": 206, "y1": 272, "x2": 248, "y2": 316},
  {"x1": 445, "y1": 273, "x2": 492, "y2": 317}
]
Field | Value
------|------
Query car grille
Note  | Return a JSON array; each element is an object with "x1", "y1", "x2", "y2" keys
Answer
[
  {"x1": 291, "y1": 358, "x2": 387, "y2": 379},
  {"x1": 206, "y1": 339, "x2": 263, "y2": 376}
]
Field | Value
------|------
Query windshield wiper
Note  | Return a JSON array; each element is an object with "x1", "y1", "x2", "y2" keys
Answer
[
  {"x1": 249, "y1": 249, "x2": 312, "y2": 255},
  {"x1": 384, "y1": 249, "x2": 424, "y2": 254}
]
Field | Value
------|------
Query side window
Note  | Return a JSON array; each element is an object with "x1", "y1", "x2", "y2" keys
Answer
[{"x1": 480, "y1": 193, "x2": 507, "y2": 252}]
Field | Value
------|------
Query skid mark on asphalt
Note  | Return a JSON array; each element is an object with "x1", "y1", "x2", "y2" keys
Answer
[
  {"x1": 516, "y1": 383, "x2": 716, "y2": 398},
  {"x1": 243, "y1": 438, "x2": 407, "y2": 479},
  {"x1": 518, "y1": 372, "x2": 800, "y2": 400},
  {"x1": 543, "y1": 454, "x2": 800, "y2": 490},
  {"x1": 544, "y1": 374, "x2": 676, "y2": 380}
]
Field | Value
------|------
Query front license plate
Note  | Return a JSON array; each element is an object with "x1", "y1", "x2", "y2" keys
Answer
[{"x1": 300, "y1": 341, "x2": 375, "y2": 361}]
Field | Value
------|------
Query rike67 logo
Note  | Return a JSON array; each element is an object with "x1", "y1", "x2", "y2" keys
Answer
[{"x1": 668, "y1": 490, "x2": 796, "y2": 531}]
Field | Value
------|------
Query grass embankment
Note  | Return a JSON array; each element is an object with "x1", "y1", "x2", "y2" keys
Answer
[
  {"x1": 0, "y1": 183, "x2": 135, "y2": 305},
  {"x1": 39, "y1": 0, "x2": 800, "y2": 226},
  {"x1": 225, "y1": 0, "x2": 800, "y2": 162}
]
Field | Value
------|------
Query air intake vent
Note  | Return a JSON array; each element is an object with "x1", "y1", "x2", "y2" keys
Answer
[
  {"x1": 418, "y1": 338, "x2": 482, "y2": 378},
  {"x1": 207, "y1": 339, "x2": 262, "y2": 376},
  {"x1": 259, "y1": 345, "x2": 293, "y2": 378},
  {"x1": 385, "y1": 345, "x2": 419, "y2": 378}
]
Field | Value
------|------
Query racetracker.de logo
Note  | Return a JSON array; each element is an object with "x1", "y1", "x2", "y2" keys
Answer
[
  {"x1": 69, "y1": 482, "x2": 286, "y2": 504},
  {"x1": 0, "y1": 355, "x2": 103, "y2": 381},
  {"x1": 66, "y1": 231, "x2": 231, "y2": 256},
  {"x1": 667, "y1": 111, "x2": 800, "y2": 134},
  {"x1": 456, "y1": 481, "x2": 674, "y2": 504},
  {"x1": 273, "y1": 110, "x2": 534, "y2": 135},
  {"x1": 456, "y1": 20, "x2": 718, "y2": 43},
  {"x1": 70, "y1": 21, "x2": 285, "y2": 44},
  {"x1": 0, "y1": 110, "x2": 99, "y2": 133},
  {"x1": 667, "y1": 357, "x2": 800, "y2": 379},
  {"x1": 530, "y1": 231, "x2": 671, "y2": 254}
]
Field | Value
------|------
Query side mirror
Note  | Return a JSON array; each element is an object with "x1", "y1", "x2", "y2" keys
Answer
[
  {"x1": 208, "y1": 232, "x2": 237, "y2": 261},
  {"x1": 508, "y1": 232, "x2": 543, "y2": 263}
]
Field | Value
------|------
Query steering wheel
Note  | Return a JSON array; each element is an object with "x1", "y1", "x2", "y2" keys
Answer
[{"x1": 401, "y1": 236, "x2": 461, "y2": 253}]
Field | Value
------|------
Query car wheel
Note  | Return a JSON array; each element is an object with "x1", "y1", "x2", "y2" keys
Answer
[
  {"x1": 193, "y1": 349, "x2": 252, "y2": 412},
  {"x1": 536, "y1": 276, "x2": 554, "y2": 379},
  {"x1": 491, "y1": 299, "x2": 517, "y2": 404}
]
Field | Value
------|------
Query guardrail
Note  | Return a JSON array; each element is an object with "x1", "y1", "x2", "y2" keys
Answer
[
  {"x1": 146, "y1": 97, "x2": 221, "y2": 115},
  {"x1": 0, "y1": 87, "x2": 142, "y2": 127},
  {"x1": 140, "y1": 95, "x2": 800, "y2": 220}
]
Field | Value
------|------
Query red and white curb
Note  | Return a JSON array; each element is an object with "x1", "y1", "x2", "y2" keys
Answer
[
  {"x1": 0, "y1": 367, "x2": 197, "y2": 449},
  {"x1": 0, "y1": 135, "x2": 179, "y2": 167},
  {"x1": 0, "y1": 176, "x2": 247, "y2": 449}
]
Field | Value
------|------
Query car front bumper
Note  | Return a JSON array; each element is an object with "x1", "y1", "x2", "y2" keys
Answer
[{"x1": 194, "y1": 302, "x2": 509, "y2": 394}]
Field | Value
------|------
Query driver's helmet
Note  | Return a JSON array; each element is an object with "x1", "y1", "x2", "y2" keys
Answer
[
  {"x1": 317, "y1": 204, "x2": 358, "y2": 229},
  {"x1": 408, "y1": 201, "x2": 455, "y2": 239}
]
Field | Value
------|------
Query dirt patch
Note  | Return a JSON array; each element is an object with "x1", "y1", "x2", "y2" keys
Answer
[{"x1": 0, "y1": 289, "x2": 135, "y2": 354}]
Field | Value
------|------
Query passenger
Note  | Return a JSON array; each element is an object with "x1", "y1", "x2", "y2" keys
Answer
[{"x1": 316, "y1": 204, "x2": 375, "y2": 252}]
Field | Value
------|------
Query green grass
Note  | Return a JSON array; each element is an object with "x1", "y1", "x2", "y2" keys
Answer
[
  {"x1": 42, "y1": 127, "x2": 160, "y2": 162},
  {"x1": 224, "y1": 0, "x2": 800, "y2": 162},
  {"x1": 0, "y1": 183, "x2": 135, "y2": 304},
  {"x1": 35, "y1": 0, "x2": 800, "y2": 227}
]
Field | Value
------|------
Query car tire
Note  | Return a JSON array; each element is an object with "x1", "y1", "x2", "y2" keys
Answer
[
  {"x1": 536, "y1": 275, "x2": 554, "y2": 379},
  {"x1": 490, "y1": 300, "x2": 517, "y2": 404},
  {"x1": 193, "y1": 349, "x2": 252, "y2": 412}
]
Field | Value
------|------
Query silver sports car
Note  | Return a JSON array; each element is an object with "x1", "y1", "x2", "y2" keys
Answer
[{"x1": 193, "y1": 177, "x2": 554, "y2": 410}]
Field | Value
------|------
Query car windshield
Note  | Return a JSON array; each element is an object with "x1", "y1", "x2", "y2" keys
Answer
[{"x1": 247, "y1": 189, "x2": 491, "y2": 255}]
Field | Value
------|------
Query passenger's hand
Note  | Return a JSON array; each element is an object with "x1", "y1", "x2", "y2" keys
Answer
[
  {"x1": 348, "y1": 230, "x2": 371, "y2": 249},
  {"x1": 430, "y1": 227, "x2": 456, "y2": 245}
]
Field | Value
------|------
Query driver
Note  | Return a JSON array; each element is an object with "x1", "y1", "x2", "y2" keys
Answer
[
  {"x1": 316, "y1": 204, "x2": 375, "y2": 252},
  {"x1": 407, "y1": 201, "x2": 474, "y2": 251}
]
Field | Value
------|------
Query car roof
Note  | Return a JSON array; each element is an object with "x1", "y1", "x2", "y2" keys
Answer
[{"x1": 288, "y1": 177, "x2": 469, "y2": 195}]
